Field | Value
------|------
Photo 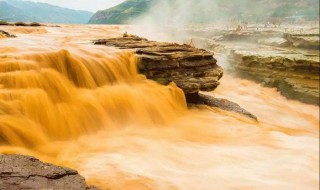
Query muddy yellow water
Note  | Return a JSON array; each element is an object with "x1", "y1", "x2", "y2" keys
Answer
[{"x1": 0, "y1": 25, "x2": 319, "y2": 190}]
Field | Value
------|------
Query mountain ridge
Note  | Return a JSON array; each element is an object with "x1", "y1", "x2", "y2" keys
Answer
[
  {"x1": 0, "y1": 0, "x2": 93, "y2": 24},
  {"x1": 89, "y1": 0, "x2": 319, "y2": 24},
  {"x1": 89, "y1": 0, "x2": 154, "y2": 24}
]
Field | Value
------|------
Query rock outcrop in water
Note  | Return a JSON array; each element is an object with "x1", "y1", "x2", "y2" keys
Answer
[
  {"x1": 94, "y1": 36, "x2": 224, "y2": 94},
  {"x1": 0, "y1": 154, "x2": 97, "y2": 190},
  {"x1": 94, "y1": 36, "x2": 258, "y2": 119},
  {"x1": 188, "y1": 26, "x2": 320, "y2": 105},
  {"x1": 0, "y1": 21, "x2": 42, "y2": 27},
  {"x1": 186, "y1": 93, "x2": 258, "y2": 120},
  {"x1": 230, "y1": 48, "x2": 319, "y2": 105}
]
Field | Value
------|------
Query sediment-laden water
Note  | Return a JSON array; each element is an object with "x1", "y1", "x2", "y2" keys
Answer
[{"x1": 0, "y1": 25, "x2": 318, "y2": 190}]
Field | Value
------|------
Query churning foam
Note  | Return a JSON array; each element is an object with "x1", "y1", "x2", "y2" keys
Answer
[{"x1": 0, "y1": 25, "x2": 318, "y2": 190}]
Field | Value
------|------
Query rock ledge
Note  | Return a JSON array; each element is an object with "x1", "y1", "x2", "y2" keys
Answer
[
  {"x1": 94, "y1": 36, "x2": 224, "y2": 94},
  {"x1": 0, "y1": 154, "x2": 97, "y2": 190}
]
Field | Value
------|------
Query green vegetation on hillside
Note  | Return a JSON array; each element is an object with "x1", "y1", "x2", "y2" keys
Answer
[
  {"x1": 89, "y1": 0, "x2": 319, "y2": 24},
  {"x1": 0, "y1": 1, "x2": 33, "y2": 21},
  {"x1": 89, "y1": 0, "x2": 154, "y2": 24}
]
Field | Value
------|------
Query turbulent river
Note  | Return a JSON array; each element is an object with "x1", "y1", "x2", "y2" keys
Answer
[{"x1": 0, "y1": 25, "x2": 319, "y2": 190}]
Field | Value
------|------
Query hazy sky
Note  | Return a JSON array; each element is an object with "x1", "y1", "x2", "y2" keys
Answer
[{"x1": 24, "y1": 0, "x2": 126, "y2": 12}]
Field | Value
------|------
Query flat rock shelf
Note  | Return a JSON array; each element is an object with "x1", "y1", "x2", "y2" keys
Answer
[{"x1": 94, "y1": 36, "x2": 224, "y2": 95}]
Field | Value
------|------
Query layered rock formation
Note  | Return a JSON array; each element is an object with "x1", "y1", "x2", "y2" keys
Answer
[
  {"x1": 289, "y1": 34, "x2": 319, "y2": 50},
  {"x1": 189, "y1": 28, "x2": 320, "y2": 49},
  {"x1": 186, "y1": 93, "x2": 258, "y2": 120},
  {"x1": 186, "y1": 26, "x2": 320, "y2": 105},
  {"x1": 230, "y1": 48, "x2": 319, "y2": 105},
  {"x1": 94, "y1": 36, "x2": 224, "y2": 94},
  {"x1": 0, "y1": 154, "x2": 97, "y2": 190},
  {"x1": 94, "y1": 36, "x2": 258, "y2": 119}
]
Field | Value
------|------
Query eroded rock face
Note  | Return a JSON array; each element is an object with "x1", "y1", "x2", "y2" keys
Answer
[
  {"x1": 185, "y1": 26, "x2": 319, "y2": 105},
  {"x1": 230, "y1": 49, "x2": 319, "y2": 105},
  {"x1": 94, "y1": 36, "x2": 223, "y2": 94},
  {"x1": 0, "y1": 154, "x2": 97, "y2": 190}
]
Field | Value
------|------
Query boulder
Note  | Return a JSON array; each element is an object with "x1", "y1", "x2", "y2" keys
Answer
[
  {"x1": 0, "y1": 154, "x2": 97, "y2": 190},
  {"x1": 93, "y1": 36, "x2": 224, "y2": 94}
]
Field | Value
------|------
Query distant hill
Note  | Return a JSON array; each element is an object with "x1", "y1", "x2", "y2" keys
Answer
[
  {"x1": 89, "y1": 0, "x2": 319, "y2": 24},
  {"x1": 0, "y1": 0, "x2": 93, "y2": 24},
  {"x1": 89, "y1": 0, "x2": 154, "y2": 24},
  {"x1": 0, "y1": 1, "x2": 33, "y2": 21}
]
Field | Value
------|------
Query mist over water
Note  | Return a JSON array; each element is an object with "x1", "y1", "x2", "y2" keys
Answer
[
  {"x1": 129, "y1": 0, "x2": 220, "y2": 42},
  {"x1": 129, "y1": 0, "x2": 319, "y2": 42},
  {"x1": 128, "y1": 0, "x2": 256, "y2": 42},
  {"x1": 0, "y1": 25, "x2": 319, "y2": 190}
]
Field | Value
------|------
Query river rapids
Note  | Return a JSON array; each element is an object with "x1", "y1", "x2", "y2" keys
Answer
[{"x1": 0, "y1": 25, "x2": 318, "y2": 190}]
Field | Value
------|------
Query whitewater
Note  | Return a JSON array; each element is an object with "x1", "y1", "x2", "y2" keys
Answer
[{"x1": 0, "y1": 25, "x2": 318, "y2": 190}]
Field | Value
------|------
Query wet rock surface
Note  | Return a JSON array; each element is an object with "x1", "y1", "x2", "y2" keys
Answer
[
  {"x1": 186, "y1": 93, "x2": 258, "y2": 120},
  {"x1": 93, "y1": 36, "x2": 224, "y2": 94},
  {"x1": 0, "y1": 154, "x2": 97, "y2": 190},
  {"x1": 186, "y1": 26, "x2": 319, "y2": 105},
  {"x1": 230, "y1": 48, "x2": 319, "y2": 105}
]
